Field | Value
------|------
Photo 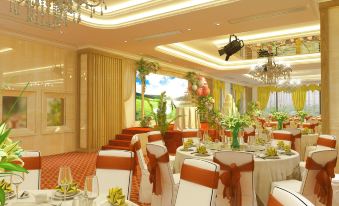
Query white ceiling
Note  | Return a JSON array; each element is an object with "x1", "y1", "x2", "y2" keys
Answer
[{"x1": 0, "y1": 0, "x2": 321, "y2": 86}]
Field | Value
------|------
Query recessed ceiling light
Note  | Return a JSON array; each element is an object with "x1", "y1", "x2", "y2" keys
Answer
[
  {"x1": 187, "y1": 28, "x2": 192, "y2": 31},
  {"x1": 215, "y1": 23, "x2": 221, "y2": 26},
  {"x1": 0, "y1": 48, "x2": 13, "y2": 53},
  {"x1": 124, "y1": 40, "x2": 128, "y2": 43}
]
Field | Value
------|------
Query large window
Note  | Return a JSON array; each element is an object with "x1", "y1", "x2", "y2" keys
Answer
[{"x1": 264, "y1": 90, "x2": 320, "y2": 115}]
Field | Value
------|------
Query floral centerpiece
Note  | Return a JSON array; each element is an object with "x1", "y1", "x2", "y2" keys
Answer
[
  {"x1": 196, "y1": 145, "x2": 208, "y2": 154},
  {"x1": 271, "y1": 111, "x2": 289, "y2": 130},
  {"x1": 277, "y1": 141, "x2": 285, "y2": 150},
  {"x1": 221, "y1": 114, "x2": 251, "y2": 149},
  {"x1": 266, "y1": 147, "x2": 278, "y2": 157},
  {"x1": 107, "y1": 187, "x2": 127, "y2": 206},
  {"x1": 296, "y1": 110, "x2": 308, "y2": 123}
]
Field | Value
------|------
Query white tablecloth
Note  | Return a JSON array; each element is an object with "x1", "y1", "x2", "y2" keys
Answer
[
  {"x1": 174, "y1": 146, "x2": 300, "y2": 206},
  {"x1": 174, "y1": 106, "x2": 199, "y2": 130},
  {"x1": 6, "y1": 190, "x2": 138, "y2": 206}
]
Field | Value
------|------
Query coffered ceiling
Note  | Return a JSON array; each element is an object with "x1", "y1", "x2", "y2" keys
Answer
[{"x1": 0, "y1": 0, "x2": 321, "y2": 86}]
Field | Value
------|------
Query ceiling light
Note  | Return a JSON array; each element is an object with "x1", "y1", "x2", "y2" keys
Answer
[
  {"x1": 215, "y1": 23, "x2": 221, "y2": 26},
  {"x1": 186, "y1": 28, "x2": 192, "y2": 31},
  {"x1": 3, "y1": 64, "x2": 64, "y2": 76},
  {"x1": 0, "y1": 48, "x2": 13, "y2": 53},
  {"x1": 124, "y1": 40, "x2": 128, "y2": 43}
]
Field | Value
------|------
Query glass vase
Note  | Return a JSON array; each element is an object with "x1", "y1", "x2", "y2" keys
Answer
[
  {"x1": 278, "y1": 119, "x2": 283, "y2": 130},
  {"x1": 231, "y1": 127, "x2": 240, "y2": 150}
]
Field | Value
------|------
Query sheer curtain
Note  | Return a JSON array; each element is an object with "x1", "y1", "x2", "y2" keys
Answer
[{"x1": 304, "y1": 90, "x2": 320, "y2": 115}]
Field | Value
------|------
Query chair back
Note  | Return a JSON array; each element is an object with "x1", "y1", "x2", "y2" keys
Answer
[
  {"x1": 148, "y1": 131, "x2": 165, "y2": 145},
  {"x1": 243, "y1": 127, "x2": 255, "y2": 143},
  {"x1": 131, "y1": 135, "x2": 148, "y2": 172},
  {"x1": 175, "y1": 159, "x2": 219, "y2": 206},
  {"x1": 21, "y1": 151, "x2": 41, "y2": 190},
  {"x1": 146, "y1": 143, "x2": 176, "y2": 206},
  {"x1": 301, "y1": 150, "x2": 337, "y2": 205},
  {"x1": 268, "y1": 186, "x2": 314, "y2": 206},
  {"x1": 181, "y1": 129, "x2": 198, "y2": 138},
  {"x1": 213, "y1": 151, "x2": 256, "y2": 206},
  {"x1": 96, "y1": 150, "x2": 134, "y2": 199},
  {"x1": 272, "y1": 130, "x2": 293, "y2": 148},
  {"x1": 317, "y1": 134, "x2": 336, "y2": 149}
]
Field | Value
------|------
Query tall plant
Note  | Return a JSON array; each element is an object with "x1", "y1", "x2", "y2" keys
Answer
[{"x1": 136, "y1": 58, "x2": 159, "y2": 119}]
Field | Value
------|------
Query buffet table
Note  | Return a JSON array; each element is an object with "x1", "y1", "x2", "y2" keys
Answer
[
  {"x1": 6, "y1": 190, "x2": 138, "y2": 206},
  {"x1": 174, "y1": 145, "x2": 300, "y2": 205},
  {"x1": 174, "y1": 106, "x2": 199, "y2": 130}
]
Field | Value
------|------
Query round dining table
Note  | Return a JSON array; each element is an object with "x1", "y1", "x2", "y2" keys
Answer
[
  {"x1": 6, "y1": 190, "x2": 139, "y2": 206},
  {"x1": 174, "y1": 145, "x2": 301, "y2": 206}
]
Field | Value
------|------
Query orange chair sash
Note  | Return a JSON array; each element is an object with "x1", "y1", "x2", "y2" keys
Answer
[
  {"x1": 96, "y1": 155, "x2": 135, "y2": 171},
  {"x1": 180, "y1": 164, "x2": 219, "y2": 189},
  {"x1": 21, "y1": 156, "x2": 41, "y2": 170},
  {"x1": 146, "y1": 150, "x2": 169, "y2": 195},
  {"x1": 182, "y1": 131, "x2": 198, "y2": 138},
  {"x1": 273, "y1": 133, "x2": 295, "y2": 149},
  {"x1": 267, "y1": 194, "x2": 283, "y2": 206},
  {"x1": 213, "y1": 158, "x2": 254, "y2": 206},
  {"x1": 148, "y1": 134, "x2": 163, "y2": 142},
  {"x1": 305, "y1": 157, "x2": 337, "y2": 206},
  {"x1": 130, "y1": 140, "x2": 141, "y2": 173},
  {"x1": 317, "y1": 138, "x2": 336, "y2": 148}
]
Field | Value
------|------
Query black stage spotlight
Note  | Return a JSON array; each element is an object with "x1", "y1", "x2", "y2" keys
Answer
[{"x1": 218, "y1": 34, "x2": 244, "y2": 61}]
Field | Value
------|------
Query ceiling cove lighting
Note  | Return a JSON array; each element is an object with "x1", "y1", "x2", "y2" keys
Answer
[
  {"x1": 3, "y1": 64, "x2": 64, "y2": 75},
  {"x1": 213, "y1": 24, "x2": 320, "y2": 47},
  {"x1": 0, "y1": 48, "x2": 13, "y2": 53}
]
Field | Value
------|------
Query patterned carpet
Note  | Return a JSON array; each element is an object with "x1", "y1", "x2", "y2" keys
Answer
[{"x1": 41, "y1": 152, "x2": 150, "y2": 206}]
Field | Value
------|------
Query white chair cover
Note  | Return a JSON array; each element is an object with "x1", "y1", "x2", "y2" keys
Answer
[
  {"x1": 146, "y1": 143, "x2": 179, "y2": 206},
  {"x1": 96, "y1": 150, "x2": 134, "y2": 199},
  {"x1": 214, "y1": 151, "x2": 257, "y2": 206},
  {"x1": 131, "y1": 135, "x2": 152, "y2": 203},
  {"x1": 332, "y1": 174, "x2": 339, "y2": 205},
  {"x1": 175, "y1": 159, "x2": 219, "y2": 206},
  {"x1": 21, "y1": 151, "x2": 41, "y2": 190},
  {"x1": 269, "y1": 186, "x2": 314, "y2": 206},
  {"x1": 272, "y1": 150, "x2": 337, "y2": 205}
]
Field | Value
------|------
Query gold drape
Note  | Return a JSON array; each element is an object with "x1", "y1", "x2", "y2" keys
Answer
[
  {"x1": 213, "y1": 79, "x2": 225, "y2": 111},
  {"x1": 257, "y1": 86, "x2": 272, "y2": 110},
  {"x1": 87, "y1": 52, "x2": 123, "y2": 150},
  {"x1": 122, "y1": 59, "x2": 136, "y2": 128},
  {"x1": 232, "y1": 84, "x2": 245, "y2": 104},
  {"x1": 292, "y1": 87, "x2": 307, "y2": 111}
]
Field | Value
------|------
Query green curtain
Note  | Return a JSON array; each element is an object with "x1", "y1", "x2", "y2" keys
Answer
[
  {"x1": 213, "y1": 79, "x2": 225, "y2": 111},
  {"x1": 257, "y1": 86, "x2": 272, "y2": 110}
]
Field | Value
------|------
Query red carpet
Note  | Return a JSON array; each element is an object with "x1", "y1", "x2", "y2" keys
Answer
[{"x1": 41, "y1": 152, "x2": 150, "y2": 206}]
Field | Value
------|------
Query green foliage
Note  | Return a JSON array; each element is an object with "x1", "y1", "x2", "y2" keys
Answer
[
  {"x1": 271, "y1": 111, "x2": 289, "y2": 121},
  {"x1": 136, "y1": 58, "x2": 160, "y2": 85},
  {"x1": 246, "y1": 101, "x2": 261, "y2": 117},
  {"x1": 296, "y1": 110, "x2": 308, "y2": 119},
  {"x1": 140, "y1": 115, "x2": 152, "y2": 128},
  {"x1": 185, "y1": 72, "x2": 199, "y2": 86},
  {"x1": 47, "y1": 98, "x2": 64, "y2": 126},
  {"x1": 197, "y1": 96, "x2": 214, "y2": 122},
  {"x1": 221, "y1": 115, "x2": 252, "y2": 130}
]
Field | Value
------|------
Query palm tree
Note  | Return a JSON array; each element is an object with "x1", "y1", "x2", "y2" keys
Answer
[{"x1": 136, "y1": 58, "x2": 159, "y2": 119}]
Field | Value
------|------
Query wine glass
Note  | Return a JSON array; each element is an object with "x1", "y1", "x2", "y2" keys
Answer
[
  {"x1": 58, "y1": 166, "x2": 73, "y2": 201},
  {"x1": 84, "y1": 175, "x2": 99, "y2": 205},
  {"x1": 11, "y1": 172, "x2": 24, "y2": 199}
]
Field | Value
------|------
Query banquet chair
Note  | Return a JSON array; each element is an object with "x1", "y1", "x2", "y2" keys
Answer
[
  {"x1": 20, "y1": 151, "x2": 42, "y2": 190},
  {"x1": 147, "y1": 131, "x2": 176, "y2": 171},
  {"x1": 268, "y1": 186, "x2": 314, "y2": 206},
  {"x1": 272, "y1": 130, "x2": 293, "y2": 149},
  {"x1": 271, "y1": 149, "x2": 337, "y2": 205},
  {"x1": 300, "y1": 134, "x2": 336, "y2": 176},
  {"x1": 146, "y1": 143, "x2": 180, "y2": 206},
  {"x1": 96, "y1": 150, "x2": 134, "y2": 199},
  {"x1": 181, "y1": 129, "x2": 199, "y2": 138},
  {"x1": 243, "y1": 127, "x2": 255, "y2": 143},
  {"x1": 175, "y1": 159, "x2": 220, "y2": 206},
  {"x1": 131, "y1": 135, "x2": 152, "y2": 203},
  {"x1": 213, "y1": 151, "x2": 257, "y2": 206},
  {"x1": 332, "y1": 174, "x2": 339, "y2": 205}
]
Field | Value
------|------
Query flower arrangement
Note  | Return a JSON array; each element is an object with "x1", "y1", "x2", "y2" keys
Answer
[
  {"x1": 246, "y1": 101, "x2": 262, "y2": 118},
  {"x1": 185, "y1": 72, "x2": 210, "y2": 97},
  {"x1": 0, "y1": 180, "x2": 13, "y2": 194},
  {"x1": 296, "y1": 110, "x2": 308, "y2": 122},
  {"x1": 271, "y1": 111, "x2": 289, "y2": 130},
  {"x1": 196, "y1": 145, "x2": 208, "y2": 154},
  {"x1": 284, "y1": 145, "x2": 291, "y2": 154},
  {"x1": 277, "y1": 141, "x2": 285, "y2": 150},
  {"x1": 107, "y1": 187, "x2": 127, "y2": 206},
  {"x1": 136, "y1": 58, "x2": 160, "y2": 119},
  {"x1": 221, "y1": 115, "x2": 251, "y2": 149}
]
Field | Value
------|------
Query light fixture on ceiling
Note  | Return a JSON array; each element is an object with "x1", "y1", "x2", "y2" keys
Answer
[
  {"x1": 0, "y1": 48, "x2": 13, "y2": 53},
  {"x1": 218, "y1": 34, "x2": 244, "y2": 61},
  {"x1": 9, "y1": 0, "x2": 107, "y2": 28},
  {"x1": 248, "y1": 49, "x2": 292, "y2": 84}
]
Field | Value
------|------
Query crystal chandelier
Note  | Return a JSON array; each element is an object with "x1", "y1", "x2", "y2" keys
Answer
[
  {"x1": 9, "y1": 0, "x2": 107, "y2": 28},
  {"x1": 248, "y1": 50, "x2": 292, "y2": 85}
]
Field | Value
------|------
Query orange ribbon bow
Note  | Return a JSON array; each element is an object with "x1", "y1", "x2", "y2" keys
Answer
[
  {"x1": 146, "y1": 150, "x2": 169, "y2": 195},
  {"x1": 214, "y1": 158, "x2": 254, "y2": 206},
  {"x1": 129, "y1": 140, "x2": 141, "y2": 173},
  {"x1": 267, "y1": 194, "x2": 283, "y2": 206},
  {"x1": 306, "y1": 157, "x2": 337, "y2": 206}
]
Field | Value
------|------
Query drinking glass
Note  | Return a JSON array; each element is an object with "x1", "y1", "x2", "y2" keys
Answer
[
  {"x1": 11, "y1": 172, "x2": 24, "y2": 199},
  {"x1": 84, "y1": 175, "x2": 99, "y2": 206},
  {"x1": 58, "y1": 166, "x2": 73, "y2": 201}
]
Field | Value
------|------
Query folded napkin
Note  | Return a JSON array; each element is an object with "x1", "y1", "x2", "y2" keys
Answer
[
  {"x1": 277, "y1": 141, "x2": 285, "y2": 150},
  {"x1": 196, "y1": 145, "x2": 207, "y2": 154},
  {"x1": 107, "y1": 187, "x2": 127, "y2": 206},
  {"x1": 266, "y1": 147, "x2": 278, "y2": 157},
  {"x1": 55, "y1": 182, "x2": 79, "y2": 194}
]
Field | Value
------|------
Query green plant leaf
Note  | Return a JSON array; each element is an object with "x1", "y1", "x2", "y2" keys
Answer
[
  {"x1": 0, "y1": 188, "x2": 5, "y2": 206},
  {"x1": 0, "y1": 162, "x2": 28, "y2": 173},
  {"x1": 0, "y1": 128, "x2": 10, "y2": 146}
]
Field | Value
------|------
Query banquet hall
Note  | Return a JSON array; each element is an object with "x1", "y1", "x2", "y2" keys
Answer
[{"x1": 0, "y1": 0, "x2": 338, "y2": 205}]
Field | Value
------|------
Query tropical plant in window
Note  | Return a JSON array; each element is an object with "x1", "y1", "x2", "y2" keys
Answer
[{"x1": 136, "y1": 58, "x2": 160, "y2": 119}]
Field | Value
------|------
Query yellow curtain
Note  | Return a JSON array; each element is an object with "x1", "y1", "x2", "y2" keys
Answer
[
  {"x1": 232, "y1": 84, "x2": 245, "y2": 104},
  {"x1": 292, "y1": 87, "x2": 307, "y2": 111},
  {"x1": 213, "y1": 80, "x2": 225, "y2": 111},
  {"x1": 257, "y1": 86, "x2": 272, "y2": 110}
]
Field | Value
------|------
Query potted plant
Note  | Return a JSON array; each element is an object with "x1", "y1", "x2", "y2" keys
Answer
[
  {"x1": 272, "y1": 111, "x2": 289, "y2": 130},
  {"x1": 136, "y1": 58, "x2": 159, "y2": 119},
  {"x1": 296, "y1": 110, "x2": 308, "y2": 123},
  {"x1": 222, "y1": 114, "x2": 251, "y2": 149}
]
